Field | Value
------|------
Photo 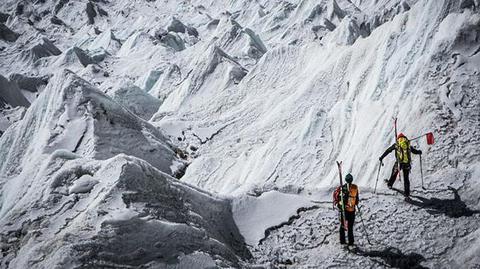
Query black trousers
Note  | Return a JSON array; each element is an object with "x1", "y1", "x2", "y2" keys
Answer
[
  {"x1": 387, "y1": 162, "x2": 411, "y2": 196},
  {"x1": 339, "y1": 210, "x2": 355, "y2": 245}
]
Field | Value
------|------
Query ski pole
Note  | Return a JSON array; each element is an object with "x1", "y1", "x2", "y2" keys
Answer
[
  {"x1": 357, "y1": 206, "x2": 371, "y2": 245},
  {"x1": 415, "y1": 141, "x2": 426, "y2": 190},
  {"x1": 420, "y1": 154, "x2": 425, "y2": 190},
  {"x1": 374, "y1": 161, "x2": 382, "y2": 193}
]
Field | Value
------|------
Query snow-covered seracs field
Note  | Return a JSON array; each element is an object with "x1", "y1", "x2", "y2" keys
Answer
[{"x1": 0, "y1": 0, "x2": 479, "y2": 268}]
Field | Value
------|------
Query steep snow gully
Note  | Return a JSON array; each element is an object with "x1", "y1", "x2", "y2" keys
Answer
[{"x1": 1, "y1": 0, "x2": 480, "y2": 268}]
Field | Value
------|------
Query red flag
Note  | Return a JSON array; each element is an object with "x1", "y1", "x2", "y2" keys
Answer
[{"x1": 426, "y1": 132, "x2": 434, "y2": 145}]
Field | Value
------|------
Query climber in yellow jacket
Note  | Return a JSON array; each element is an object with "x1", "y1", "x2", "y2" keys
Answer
[{"x1": 379, "y1": 133, "x2": 422, "y2": 197}]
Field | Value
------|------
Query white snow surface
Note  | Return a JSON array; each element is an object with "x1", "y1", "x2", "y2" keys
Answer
[
  {"x1": 1, "y1": 0, "x2": 480, "y2": 268},
  {"x1": 232, "y1": 190, "x2": 315, "y2": 246}
]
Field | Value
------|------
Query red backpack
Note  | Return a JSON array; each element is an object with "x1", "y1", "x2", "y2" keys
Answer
[{"x1": 333, "y1": 186, "x2": 347, "y2": 208}]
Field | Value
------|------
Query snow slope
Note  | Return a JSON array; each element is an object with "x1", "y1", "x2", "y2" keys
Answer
[{"x1": 155, "y1": 0, "x2": 480, "y2": 197}]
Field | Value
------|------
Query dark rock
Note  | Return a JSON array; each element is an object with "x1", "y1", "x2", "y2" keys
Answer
[
  {"x1": 0, "y1": 23, "x2": 19, "y2": 42},
  {"x1": 229, "y1": 65, "x2": 247, "y2": 84},
  {"x1": 207, "y1": 19, "x2": 220, "y2": 30},
  {"x1": 460, "y1": 0, "x2": 475, "y2": 9},
  {"x1": 154, "y1": 28, "x2": 167, "y2": 39},
  {"x1": 97, "y1": 6, "x2": 108, "y2": 16},
  {"x1": 40, "y1": 10, "x2": 50, "y2": 17},
  {"x1": 0, "y1": 12, "x2": 10, "y2": 23},
  {"x1": 86, "y1": 2, "x2": 97, "y2": 24},
  {"x1": 186, "y1": 25, "x2": 198, "y2": 37},
  {"x1": 359, "y1": 22, "x2": 371, "y2": 38},
  {"x1": 329, "y1": 0, "x2": 345, "y2": 20},
  {"x1": 16, "y1": 3, "x2": 24, "y2": 16},
  {"x1": 311, "y1": 25, "x2": 324, "y2": 33},
  {"x1": 54, "y1": 0, "x2": 70, "y2": 14},
  {"x1": 9, "y1": 73, "x2": 49, "y2": 92},
  {"x1": 323, "y1": 18, "x2": 336, "y2": 31},
  {"x1": 244, "y1": 28, "x2": 267, "y2": 58},
  {"x1": 306, "y1": 4, "x2": 322, "y2": 22},
  {"x1": 50, "y1": 16, "x2": 65, "y2": 26},
  {"x1": 90, "y1": 49, "x2": 109, "y2": 62},
  {"x1": 72, "y1": 47, "x2": 95, "y2": 67}
]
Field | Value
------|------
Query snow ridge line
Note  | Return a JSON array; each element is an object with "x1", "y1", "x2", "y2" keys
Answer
[{"x1": 258, "y1": 205, "x2": 320, "y2": 245}]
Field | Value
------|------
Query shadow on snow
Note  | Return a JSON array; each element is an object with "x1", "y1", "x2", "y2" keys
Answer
[
  {"x1": 351, "y1": 246, "x2": 427, "y2": 269},
  {"x1": 407, "y1": 187, "x2": 480, "y2": 218}
]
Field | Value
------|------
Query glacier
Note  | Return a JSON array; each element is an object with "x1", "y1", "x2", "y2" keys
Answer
[{"x1": 0, "y1": 0, "x2": 479, "y2": 268}]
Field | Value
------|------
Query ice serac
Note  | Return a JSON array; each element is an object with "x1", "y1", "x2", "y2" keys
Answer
[
  {"x1": 0, "y1": 69, "x2": 181, "y2": 179},
  {"x1": 53, "y1": 46, "x2": 99, "y2": 69},
  {"x1": 20, "y1": 37, "x2": 62, "y2": 63},
  {"x1": 0, "y1": 75, "x2": 30, "y2": 108},
  {"x1": 108, "y1": 81, "x2": 161, "y2": 120},
  {"x1": 0, "y1": 23, "x2": 19, "y2": 42},
  {"x1": 215, "y1": 16, "x2": 268, "y2": 64},
  {"x1": 9, "y1": 73, "x2": 49, "y2": 92},
  {"x1": 156, "y1": 45, "x2": 248, "y2": 114},
  {"x1": 148, "y1": 64, "x2": 182, "y2": 103},
  {"x1": 159, "y1": 32, "x2": 186, "y2": 51},
  {"x1": 0, "y1": 154, "x2": 251, "y2": 268}
]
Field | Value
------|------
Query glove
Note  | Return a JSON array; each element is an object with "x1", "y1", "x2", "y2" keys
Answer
[{"x1": 418, "y1": 150, "x2": 422, "y2": 155}]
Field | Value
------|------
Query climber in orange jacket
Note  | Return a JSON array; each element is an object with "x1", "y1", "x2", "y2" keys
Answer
[{"x1": 333, "y1": 173, "x2": 359, "y2": 246}]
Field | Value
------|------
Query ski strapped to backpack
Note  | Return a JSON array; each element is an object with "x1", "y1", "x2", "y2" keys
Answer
[
  {"x1": 336, "y1": 161, "x2": 348, "y2": 231},
  {"x1": 393, "y1": 117, "x2": 402, "y2": 181}
]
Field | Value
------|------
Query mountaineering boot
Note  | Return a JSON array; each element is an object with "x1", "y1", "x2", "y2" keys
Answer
[{"x1": 345, "y1": 244, "x2": 359, "y2": 255}]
